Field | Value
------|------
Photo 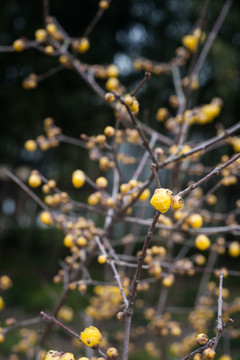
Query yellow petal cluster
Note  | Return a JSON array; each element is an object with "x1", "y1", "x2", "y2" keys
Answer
[
  {"x1": 150, "y1": 188, "x2": 172, "y2": 213},
  {"x1": 80, "y1": 326, "x2": 102, "y2": 347}
]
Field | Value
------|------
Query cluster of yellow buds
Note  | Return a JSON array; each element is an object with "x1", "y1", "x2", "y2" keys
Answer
[
  {"x1": 147, "y1": 312, "x2": 182, "y2": 337},
  {"x1": 150, "y1": 188, "x2": 184, "y2": 213},
  {"x1": 182, "y1": 98, "x2": 223, "y2": 126},
  {"x1": 86, "y1": 282, "x2": 129, "y2": 321},
  {"x1": 188, "y1": 305, "x2": 214, "y2": 333},
  {"x1": 134, "y1": 58, "x2": 172, "y2": 75},
  {"x1": 24, "y1": 118, "x2": 61, "y2": 152},
  {"x1": 45, "y1": 351, "x2": 75, "y2": 360},
  {"x1": 90, "y1": 64, "x2": 119, "y2": 80},
  {"x1": 12, "y1": 328, "x2": 37, "y2": 354}
]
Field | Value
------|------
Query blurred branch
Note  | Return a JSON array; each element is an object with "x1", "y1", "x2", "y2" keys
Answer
[
  {"x1": 82, "y1": 0, "x2": 112, "y2": 38},
  {"x1": 2, "y1": 168, "x2": 49, "y2": 212},
  {"x1": 178, "y1": 0, "x2": 233, "y2": 115},
  {"x1": 43, "y1": 0, "x2": 50, "y2": 26}
]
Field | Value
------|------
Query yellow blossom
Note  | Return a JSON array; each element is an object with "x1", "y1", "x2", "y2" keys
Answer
[
  {"x1": 80, "y1": 326, "x2": 102, "y2": 347},
  {"x1": 150, "y1": 188, "x2": 172, "y2": 213}
]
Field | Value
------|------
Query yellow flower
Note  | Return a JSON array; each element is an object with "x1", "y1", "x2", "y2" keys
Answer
[
  {"x1": 171, "y1": 195, "x2": 184, "y2": 210},
  {"x1": 182, "y1": 35, "x2": 198, "y2": 52},
  {"x1": 139, "y1": 188, "x2": 151, "y2": 201},
  {"x1": 24, "y1": 139, "x2": 37, "y2": 152},
  {"x1": 150, "y1": 188, "x2": 172, "y2": 213},
  {"x1": 57, "y1": 306, "x2": 74, "y2": 322},
  {"x1": 189, "y1": 214, "x2": 203, "y2": 228},
  {"x1": 40, "y1": 211, "x2": 53, "y2": 226},
  {"x1": 72, "y1": 170, "x2": 86, "y2": 188},
  {"x1": 61, "y1": 353, "x2": 75, "y2": 360},
  {"x1": 195, "y1": 234, "x2": 210, "y2": 251},
  {"x1": 77, "y1": 38, "x2": 90, "y2": 53},
  {"x1": 28, "y1": 173, "x2": 42, "y2": 188},
  {"x1": 228, "y1": 241, "x2": 240, "y2": 258},
  {"x1": 80, "y1": 326, "x2": 102, "y2": 347},
  {"x1": 44, "y1": 350, "x2": 61, "y2": 360}
]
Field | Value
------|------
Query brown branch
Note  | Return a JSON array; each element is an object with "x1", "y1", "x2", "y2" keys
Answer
[
  {"x1": 43, "y1": 0, "x2": 50, "y2": 26},
  {"x1": 157, "y1": 121, "x2": 240, "y2": 170},
  {"x1": 177, "y1": 152, "x2": 240, "y2": 198},
  {"x1": 0, "y1": 46, "x2": 15, "y2": 52},
  {"x1": 173, "y1": 180, "x2": 222, "y2": 231},
  {"x1": 180, "y1": 339, "x2": 215, "y2": 360},
  {"x1": 2, "y1": 168, "x2": 49, "y2": 212},
  {"x1": 37, "y1": 65, "x2": 65, "y2": 82},
  {"x1": 178, "y1": 0, "x2": 211, "y2": 116},
  {"x1": 195, "y1": 250, "x2": 218, "y2": 306},
  {"x1": 40, "y1": 311, "x2": 107, "y2": 358},
  {"x1": 133, "y1": 132, "x2": 158, "y2": 179},
  {"x1": 122, "y1": 211, "x2": 160, "y2": 360},
  {"x1": 58, "y1": 134, "x2": 86, "y2": 148},
  {"x1": 40, "y1": 311, "x2": 79, "y2": 339},
  {"x1": 113, "y1": 91, "x2": 158, "y2": 165},
  {"x1": 150, "y1": 162, "x2": 161, "y2": 188},
  {"x1": 3, "y1": 317, "x2": 40, "y2": 335},
  {"x1": 39, "y1": 288, "x2": 71, "y2": 347},
  {"x1": 131, "y1": 71, "x2": 151, "y2": 97},
  {"x1": 82, "y1": 1, "x2": 112, "y2": 38},
  {"x1": 178, "y1": 0, "x2": 233, "y2": 115},
  {"x1": 191, "y1": 0, "x2": 233, "y2": 85}
]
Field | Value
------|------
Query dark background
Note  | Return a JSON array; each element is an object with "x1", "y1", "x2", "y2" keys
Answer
[{"x1": 0, "y1": 0, "x2": 240, "y2": 356}]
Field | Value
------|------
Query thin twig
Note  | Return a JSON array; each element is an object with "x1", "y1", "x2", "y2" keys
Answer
[
  {"x1": 43, "y1": 0, "x2": 50, "y2": 26},
  {"x1": 178, "y1": 0, "x2": 232, "y2": 115},
  {"x1": 58, "y1": 134, "x2": 86, "y2": 148},
  {"x1": 122, "y1": 211, "x2": 160, "y2": 360},
  {"x1": 133, "y1": 132, "x2": 157, "y2": 179},
  {"x1": 131, "y1": 71, "x2": 151, "y2": 97},
  {"x1": 178, "y1": 0, "x2": 211, "y2": 116},
  {"x1": 37, "y1": 65, "x2": 65, "y2": 82},
  {"x1": 157, "y1": 121, "x2": 240, "y2": 170},
  {"x1": 180, "y1": 339, "x2": 215, "y2": 360},
  {"x1": 82, "y1": 1, "x2": 112, "y2": 38},
  {"x1": 177, "y1": 152, "x2": 240, "y2": 198},
  {"x1": 195, "y1": 250, "x2": 218, "y2": 306},
  {"x1": 150, "y1": 163, "x2": 161, "y2": 188},
  {"x1": 0, "y1": 46, "x2": 15, "y2": 52},
  {"x1": 40, "y1": 311, "x2": 79, "y2": 338},
  {"x1": 94, "y1": 236, "x2": 128, "y2": 308},
  {"x1": 192, "y1": 0, "x2": 233, "y2": 85},
  {"x1": 3, "y1": 317, "x2": 40, "y2": 335},
  {"x1": 113, "y1": 91, "x2": 158, "y2": 165},
  {"x1": 171, "y1": 65, "x2": 185, "y2": 106},
  {"x1": 2, "y1": 168, "x2": 49, "y2": 212}
]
